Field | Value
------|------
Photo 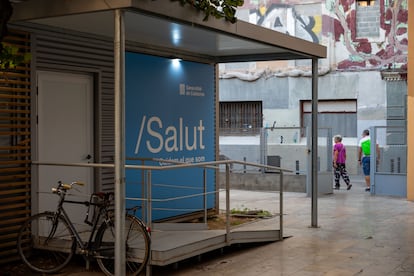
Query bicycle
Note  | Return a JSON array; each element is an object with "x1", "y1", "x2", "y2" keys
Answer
[{"x1": 17, "y1": 181, "x2": 151, "y2": 275}]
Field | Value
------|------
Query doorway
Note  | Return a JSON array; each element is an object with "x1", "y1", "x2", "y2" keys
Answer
[{"x1": 36, "y1": 71, "x2": 94, "y2": 224}]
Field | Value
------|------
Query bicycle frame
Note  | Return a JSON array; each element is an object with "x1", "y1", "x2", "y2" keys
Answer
[{"x1": 52, "y1": 188, "x2": 111, "y2": 254}]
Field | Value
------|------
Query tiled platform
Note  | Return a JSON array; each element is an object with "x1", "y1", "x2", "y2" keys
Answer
[{"x1": 150, "y1": 223, "x2": 280, "y2": 266}]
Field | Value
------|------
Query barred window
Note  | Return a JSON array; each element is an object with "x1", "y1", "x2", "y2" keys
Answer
[{"x1": 219, "y1": 101, "x2": 263, "y2": 135}]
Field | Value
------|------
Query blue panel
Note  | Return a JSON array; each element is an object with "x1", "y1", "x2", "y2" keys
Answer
[
  {"x1": 125, "y1": 52, "x2": 215, "y2": 221},
  {"x1": 373, "y1": 174, "x2": 407, "y2": 197}
]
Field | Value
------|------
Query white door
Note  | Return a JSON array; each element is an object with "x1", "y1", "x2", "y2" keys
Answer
[{"x1": 36, "y1": 71, "x2": 93, "y2": 226}]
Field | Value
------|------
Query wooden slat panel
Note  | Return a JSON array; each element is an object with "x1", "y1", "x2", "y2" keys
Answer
[
  {"x1": 0, "y1": 152, "x2": 31, "y2": 158},
  {"x1": 0, "y1": 216, "x2": 29, "y2": 226},
  {"x1": 0, "y1": 181, "x2": 31, "y2": 188},
  {"x1": 0, "y1": 71, "x2": 30, "y2": 79},
  {"x1": 0, "y1": 102, "x2": 31, "y2": 107},
  {"x1": 0, "y1": 224, "x2": 22, "y2": 233},
  {"x1": 0, "y1": 87, "x2": 30, "y2": 93},
  {"x1": 0, "y1": 202, "x2": 28, "y2": 211},
  {"x1": 0, "y1": 115, "x2": 30, "y2": 119},
  {"x1": 0, "y1": 145, "x2": 30, "y2": 150},
  {"x1": 0, "y1": 174, "x2": 30, "y2": 180},
  {"x1": 0, "y1": 188, "x2": 30, "y2": 196},
  {"x1": 0, "y1": 124, "x2": 31, "y2": 129},
  {"x1": 0, "y1": 94, "x2": 31, "y2": 100},
  {"x1": 0, "y1": 240, "x2": 20, "y2": 249},
  {"x1": 1, "y1": 209, "x2": 31, "y2": 218},
  {"x1": 0, "y1": 79, "x2": 31, "y2": 86},
  {"x1": 0, "y1": 160, "x2": 32, "y2": 167},
  {"x1": 0, "y1": 195, "x2": 29, "y2": 202},
  {"x1": 0, "y1": 30, "x2": 31, "y2": 265},
  {"x1": 0, "y1": 167, "x2": 30, "y2": 173}
]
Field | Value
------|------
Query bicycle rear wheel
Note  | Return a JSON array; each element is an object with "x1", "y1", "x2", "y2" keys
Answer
[
  {"x1": 17, "y1": 212, "x2": 76, "y2": 273},
  {"x1": 96, "y1": 214, "x2": 150, "y2": 276}
]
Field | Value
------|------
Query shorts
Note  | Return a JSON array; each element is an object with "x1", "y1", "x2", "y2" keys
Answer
[{"x1": 362, "y1": 156, "x2": 370, "y2": 176}]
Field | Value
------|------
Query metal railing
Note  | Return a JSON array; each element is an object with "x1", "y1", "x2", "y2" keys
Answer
[{"x1": 32, "y1": 159, "x2": 291, "y2": 265}]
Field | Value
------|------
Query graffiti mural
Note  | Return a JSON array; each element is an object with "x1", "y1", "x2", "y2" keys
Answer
[
  {"x1": 323, "y1": 0, "x2": 407, "y2": 70},
  {"x1": 241, "y1": 0, "x2": 407, "y2": 71},
  {"x1": 247, "y1": 2, "x2": 320, "y2": 44}
]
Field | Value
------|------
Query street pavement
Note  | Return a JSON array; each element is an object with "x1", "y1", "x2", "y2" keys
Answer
[{"x1": 5, "y1": 174, "x2": 414, "y2": 275}]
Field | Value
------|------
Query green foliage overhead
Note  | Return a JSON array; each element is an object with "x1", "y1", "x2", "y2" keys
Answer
[
  {"x1": 0, "y1": 42, "x2": 31, "y2": 70},
  {"x1": 172, "y1": 0, "x2": 244, "y2": 23}
]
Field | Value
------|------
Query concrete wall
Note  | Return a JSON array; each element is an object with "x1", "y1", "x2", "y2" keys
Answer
[
  {"x1": 220, "y1": 138, "x2": 360, "y2": 175},
  {"x1": 219, "y1": 70, "x2": 385, "y2": 175},
  {"x1": 218, "y1": 172, "x2": 306, "y2": 193},
  {"x1": 218, "y1": 171, "x2": 334, "y2": 195},
  {"x1": 219, "y1": 71, "x2": 387, "y2": 134}
]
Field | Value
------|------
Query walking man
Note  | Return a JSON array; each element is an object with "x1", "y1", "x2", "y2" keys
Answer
[{"x1": 358, "y1": 129, "x2": 380, "y2": 192}]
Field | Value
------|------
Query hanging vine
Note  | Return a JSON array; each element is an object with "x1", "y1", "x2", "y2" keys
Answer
[
  {"x1": 0, "y1": 0, "x2": 18, "y2": 70},
  {"x1": 172, "y1": 0, "x2": 244, "y2": 23}
]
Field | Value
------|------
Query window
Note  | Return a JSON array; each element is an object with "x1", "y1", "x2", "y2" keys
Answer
[
  {"x1": 219, "y1": 101, "x2": 263, "y2": 135},
  {"x1": 301, "y1": 100, "x2": 357, "y2": 137}
]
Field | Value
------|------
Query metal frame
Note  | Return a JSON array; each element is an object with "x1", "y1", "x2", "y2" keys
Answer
[{"x1": 33, "y1": 159, "x2": 289, "y2": 273}]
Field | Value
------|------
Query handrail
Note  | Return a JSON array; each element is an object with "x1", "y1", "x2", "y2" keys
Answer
[
  {"x1": 32, "y1": 159, "x2": 292, "y2": 172},
  {"x1": 32, "y1": 160, "x2": 290, "y2": 245}
]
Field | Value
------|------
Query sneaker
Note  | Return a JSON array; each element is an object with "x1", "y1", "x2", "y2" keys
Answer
[
  {"x1": 347, "y1": 184, "x2": 352, "y2": 190},
  {"x1": 365, "y1": 187, "x2": 370, "y2": 192},
  {"x1": 334, "y1": 185, "x2": 340, "y2": 190}
]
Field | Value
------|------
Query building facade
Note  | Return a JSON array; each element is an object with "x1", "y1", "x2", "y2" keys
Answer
[{"x1": 219, "y1": 0, "x2": 408, "y2": 177}]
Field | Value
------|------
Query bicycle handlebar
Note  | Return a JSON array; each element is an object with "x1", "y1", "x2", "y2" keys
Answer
[
  {"x1": 51, "y1": 181, "x2": 113, "y2": 205},
  {"x1": 51, "y1": 181, "x2": 85, "y2": 194}
]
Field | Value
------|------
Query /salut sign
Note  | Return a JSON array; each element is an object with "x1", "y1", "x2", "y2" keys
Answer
[
  {"x1": 134, "y1": 116, "x2": 206, "y2": 154},
  {"x1": 125, "y1": 52, "x2": 215, "y2": 221}
]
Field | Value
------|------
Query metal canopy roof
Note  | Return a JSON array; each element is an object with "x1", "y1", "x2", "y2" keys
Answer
[
  {"x1": 10, "y1": 0, "x2": 326, "y2": 63},
  {"x1": 10, "y1": 1, "x2": 326, "y2": 273}
]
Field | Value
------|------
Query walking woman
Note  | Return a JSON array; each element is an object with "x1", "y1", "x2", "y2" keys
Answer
[{"x1": 333, "y1": 134, "x2": 352, "y2": 190}]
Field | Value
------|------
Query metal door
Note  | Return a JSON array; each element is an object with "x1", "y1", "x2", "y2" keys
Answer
[
  {"x1": 36, "y1": 71, "x2": 94, "y2": 225},
  {"x1": 371, "y1": 126, "x2": 407, "y2": 197}
]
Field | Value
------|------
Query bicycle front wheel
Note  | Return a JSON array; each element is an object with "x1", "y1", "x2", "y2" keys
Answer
[
  {"x1": 17, "y1": 212, "x2": 76, "y2": 274},
  {"x1": 96, "y1": 214, "x2": 150, "y2": 276}
]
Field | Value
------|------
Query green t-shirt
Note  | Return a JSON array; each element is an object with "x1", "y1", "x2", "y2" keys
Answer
[{"x1": 359, "y1": 136, "x2": 371, "y2": 156}]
